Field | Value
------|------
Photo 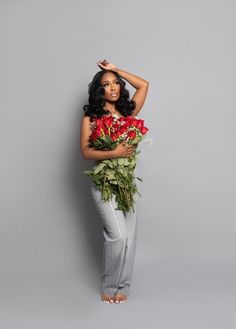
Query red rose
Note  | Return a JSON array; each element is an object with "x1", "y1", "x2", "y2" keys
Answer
[
  {"x1": 113, "y1": 121, "x2": 120, "y2": 130},
  {"x1": 90, "y1": 130, "x2": 100, "y2": 141},
  {"x1": 103, "y1": 126, "x2": 109, "y2": 135},
  {"x1": 92, "y1": 126, "x2": 103, "y2": 138},
  {"x1": 103, "y1": 116, "x2": 113, "y2": 128},
  {"x1": 119, "y1": 117, "x2": 126, "y2": 123},
  {"x1": 117, "y1": 125, "x2": 127, "y2": 136},
  {"x1": 136, "y1": 120, "x2": 144, "y2": 129},
  {"x1": 130, "y1": 118, "x2": 138, "y2": 127},
  {"x1": 95, "y1": 118, "x2": 103, "y2": 127},
  {"x1": 141, "y1": 126, "x2": 149, "y2": 134},
  {"x1": 125, "y1": 116, "x2": 135, "y2": 126},
  {"x1": 110, "y1": 132, "x2": 118, "y2": 141},
  {"x1": 127, "y1": 130, "x2": 136, "y2": 140}
]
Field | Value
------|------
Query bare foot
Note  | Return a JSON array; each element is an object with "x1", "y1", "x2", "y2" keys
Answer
[
  {"x1": 101, "y1": 293, "x2": 115, "y2": 303},
  {"x1": 114, "y1": 293, "x2": 128, "y2": 303}
]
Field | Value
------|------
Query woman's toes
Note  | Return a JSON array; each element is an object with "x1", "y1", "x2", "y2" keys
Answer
[
  {"x1": 101, "y1": 293, "x2": 129, "y2": 303},
  {"x1": 114, "y1": 294, "x2": 128, "y2": 303},
  {"x1": 101, "y1": 294, "x2": 115, "y2": 303}
]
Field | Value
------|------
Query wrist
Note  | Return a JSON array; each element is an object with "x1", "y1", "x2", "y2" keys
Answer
[{"x1": 110, "y1": 149, "x2": 117, "y2": 158}]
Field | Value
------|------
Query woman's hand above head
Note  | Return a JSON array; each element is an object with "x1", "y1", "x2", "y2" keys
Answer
[
  {"x1": 97, "y1": 59, "x2": 118, "y2": 72},
  {"x1": 113, "y1": 140, "x2": 137, "y2": 158}
]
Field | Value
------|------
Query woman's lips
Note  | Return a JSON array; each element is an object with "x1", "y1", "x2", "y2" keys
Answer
[{"x1": 111, "y1": 93, "x2": 118, "y2": 97}]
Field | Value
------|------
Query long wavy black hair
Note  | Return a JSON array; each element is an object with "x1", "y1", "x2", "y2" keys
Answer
[{"x1": 83, "y1": 70, "x2": 136, "y2": 118}]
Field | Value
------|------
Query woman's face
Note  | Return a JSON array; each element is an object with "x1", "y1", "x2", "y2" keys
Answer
[{"x1": 100, "y1": 72, "x2": 121, "y2": 102}]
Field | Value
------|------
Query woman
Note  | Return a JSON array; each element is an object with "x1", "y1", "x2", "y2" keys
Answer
[{"x1": 80, "y1": 59, "x2": 149, "y2": 303}]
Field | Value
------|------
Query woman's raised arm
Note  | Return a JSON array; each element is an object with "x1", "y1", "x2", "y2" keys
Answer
[{"x1": 97, "y1": 60, "x2": 149, "y2": 117}]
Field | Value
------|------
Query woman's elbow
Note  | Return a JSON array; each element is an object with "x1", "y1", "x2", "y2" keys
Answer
[
  {"x1": 82, "y1": 153, "x2": 88, "y2": 160},
  {"x1": 82, "y1": 147, "x2": 95, "y2": 160},
  {"x1": 141, "y1": 81, "x2": 149, "y2": 89},
  {"x1": 81, "y1": 147, "x2": 89, "y2": 160},
  {"x1": 82, "y1": 152, "x2": 91, "y2": 160}
]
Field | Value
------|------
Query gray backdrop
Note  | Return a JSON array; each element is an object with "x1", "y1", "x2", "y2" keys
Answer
[{"x1": 1, "y1": 0, "x2": 235, "y2": 328}]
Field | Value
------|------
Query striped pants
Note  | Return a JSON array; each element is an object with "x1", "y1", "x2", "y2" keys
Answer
[{"x1": 89, "y1": 171, "x2": 139, "y2": 297}]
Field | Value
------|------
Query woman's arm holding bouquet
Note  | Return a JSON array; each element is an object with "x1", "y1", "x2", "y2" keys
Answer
[{"x1": 80, "y1": 116, "x2": 136, "y2": 160}]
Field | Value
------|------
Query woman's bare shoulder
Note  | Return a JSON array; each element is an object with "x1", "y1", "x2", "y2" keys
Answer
[
  {"x1": 81, "y1": 115, "x2": 91, "y2": 121},
  {"x1": 80, "y1": 115, "x2": 91, "y2": 131},
  {"x1": 80, "y1": 115, "x2": 93, "y2": 143},
  {"x1": 81, "y1": 115, "x2": 93, "y2": 126}
]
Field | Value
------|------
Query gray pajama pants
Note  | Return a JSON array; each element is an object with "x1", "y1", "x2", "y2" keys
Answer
[{"x1": 89, "y1": 167, "x2": 139, "y2": 297}]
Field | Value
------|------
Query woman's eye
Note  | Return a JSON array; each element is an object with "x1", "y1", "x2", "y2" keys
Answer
[{"x1": 103, "y1": 81, "x2": 119, "y2": 87}]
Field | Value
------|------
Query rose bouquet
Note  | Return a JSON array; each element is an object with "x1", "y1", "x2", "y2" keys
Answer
[{"x1": 84, "y1": 113, "x2": 149, "y2": 212}]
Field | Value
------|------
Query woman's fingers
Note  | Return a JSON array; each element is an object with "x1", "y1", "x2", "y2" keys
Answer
[
  {"x1": 97, "y1": 59, "x2": 108, "y2": 65},
  {"x1": 128, "y1": 146, "x2": 135, "y2": 154}
]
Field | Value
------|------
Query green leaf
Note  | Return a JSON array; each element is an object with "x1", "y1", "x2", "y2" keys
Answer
[
  {"x1": 107, "y1": 174, "x2": 116, "y2": 180},
  {"x1": 110, "y1": 180, "x2": 118, "y2": 184},
  {"x1": 118, "y1": 158, "x2": 125, "y2": 166},
  {"x1": 93, "y1": 162, "x2": 107, "y2": 174},
  {"x1": 117, "y1": 168, "x2": 124, "y2": 175},
  {"x1": 107, "y1": 160, "x2": 114, "y2": 169},
  {"x1": 104, "y1": 168, "x2": 114, "y2": 176},
  {"x1": 104, "y1": 135, "x2": 113, "y2": 143},
  {"x1": 130, "y1": 137, "x2": 141, "y2": 144},
  {"x1": 123, "y1": 158, "x2": 130, "y2": 166}
]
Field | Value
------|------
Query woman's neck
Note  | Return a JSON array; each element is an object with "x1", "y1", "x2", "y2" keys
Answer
[{"x1": 104, "y1": 102, "x2": 117, "y2": 114}]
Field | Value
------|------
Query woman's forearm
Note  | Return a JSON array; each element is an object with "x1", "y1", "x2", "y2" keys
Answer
[
  {"x1": 113, "y1": 68, "x2": 149, "y2": 89},
  {"x1": 82, "y1": 146, "x2": 117, "y2": 160}
]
